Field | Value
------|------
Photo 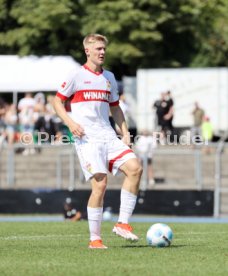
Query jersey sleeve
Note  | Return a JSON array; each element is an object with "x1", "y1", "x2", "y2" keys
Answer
[
  {"x1": 56, "y1": 70, "x2": 77, "y2": 101},
  {"x1": 109, "y1": 73, "x2": 119, "y2": 106}
]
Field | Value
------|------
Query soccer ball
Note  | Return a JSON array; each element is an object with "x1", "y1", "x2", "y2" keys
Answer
[
  {"x1": 146, "y1": 223, "x2": 173, "y2": 247},
  {"x1": 103, "y1": 207, "x2": 113, "y2": 221}
]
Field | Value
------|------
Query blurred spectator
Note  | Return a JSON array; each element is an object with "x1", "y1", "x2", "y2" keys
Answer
[
  {"x1": 164, "y1": 91, "x2": 174, "y2": 134},
  {"x1": 34, "y1": 106, "x2": 58, "y2": 143},
  {"x1": 34, "y1": 92, "x2": 45, "y2": 106},
  {"x1": 4, "y1": 103, "x2": 18, "y2": 146},
  {"x1": 18, "y1": 92, "x2": 36, "y2": 155},
  {"x1": 191, "y1": 102, "x2": 205, "y2": 140},
  {"x1": 201, "y1": 116, "x2": 213, "y2": 154},
  {"x1": 46, "y1": 95, "x2": 64, "y2": 143},
  {"x1": 33, "y1": 92, "x2": 46, "y2": 144},
  {"x1": 63, "y1": 202, "x2": 87, "y2": 221},
  {"x1": 0, "y1": 97, "x2": 6, "y2": 147},
  {"x1": 153, "y1": 91, "x2": 174, "y2": 139},
  {"x1": 1, "y1": 93, "x2": 70, "y2": 149},
  {"x1": 0, "y1": 97, "x2": 6, "y2": 118},
  {"x1": 34, "y1": 92, "x2": 46, "y2": 119},
  {"x1": 135, "y1": 130, "x2": 157, "y2": 186},
  {"x1": 18, "y1": 92, "x2": 36, "y2": 132}
]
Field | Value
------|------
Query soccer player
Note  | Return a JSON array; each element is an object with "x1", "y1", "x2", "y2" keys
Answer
[{"x1": 53, "y1": 34, "x2": 143, "y2": 249}]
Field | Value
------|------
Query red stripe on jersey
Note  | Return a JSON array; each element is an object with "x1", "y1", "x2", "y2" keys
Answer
[
  {"x1": 109, "y1": 149, "x2": 133, "y2": 172},
  {"x1": 71, "y1": 90, "x2": 111, "y2": 103},
  {"x1": 56, "y1": 92, "x2": 69, "y2": 101},
  {"x1": 109, "y1": 100, "x2": 119, "y2": 106}
]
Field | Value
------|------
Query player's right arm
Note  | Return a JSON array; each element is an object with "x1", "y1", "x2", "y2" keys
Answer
[
  {"x1": 53, "y1": 96, "x2": 84, "y2": 138},
  {"x1": 53, "y1": 70, "x2": 84, "y2": 137}
]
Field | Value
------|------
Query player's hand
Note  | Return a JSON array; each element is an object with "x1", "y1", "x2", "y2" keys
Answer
[{"x1": 68, "y1": 122, "x2": 85, "y2": 138}]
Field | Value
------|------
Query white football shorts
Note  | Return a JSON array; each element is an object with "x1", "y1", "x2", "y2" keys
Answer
[{"x1": 74, "y1": 137, "x2": 136, "y2": 181}]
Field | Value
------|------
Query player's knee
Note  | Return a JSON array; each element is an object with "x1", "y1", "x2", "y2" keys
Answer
[
  {"x1": 92, "y1": 173, "x2": 107, "y2": 194},
  {"x1": 135, "y1": 163, "x2": 143, "y2": 177},
  {"x1": 93, "y1": 173, "x2": 107, "y2": 182},
  {"x1": 127, "y1": 160, "x2": 143, "y2": 178}
]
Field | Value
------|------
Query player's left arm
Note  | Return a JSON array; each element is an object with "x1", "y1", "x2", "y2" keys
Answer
[
  {"x1": 108, "y1": 72, "x2": 130, "y2": 145},
  {"x1": 110, "y1": 105, "x2": 130, "y2": 145}
]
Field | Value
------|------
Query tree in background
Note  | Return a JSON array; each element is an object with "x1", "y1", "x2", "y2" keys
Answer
[
  {"x1": 0, "y1": 0, "x2": 83, "y2": 58},
  {"x1": 0, "y1": 0, "x2": 227, "y2": 77},
  {"x1": 190, "y1": 0, "x2": 228, "y2": 67}
]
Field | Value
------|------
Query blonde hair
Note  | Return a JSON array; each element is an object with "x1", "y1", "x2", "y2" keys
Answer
[{"x1": 83, "y1": 34, "x2": 108, "y2": 48}]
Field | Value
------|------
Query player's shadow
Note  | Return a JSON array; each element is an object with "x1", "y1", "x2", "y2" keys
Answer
[
  {"x1": 167, "y1": 244, "x2": 187, "y2": 248},
  {"x1": 120, "y1": 244, "x2": 187, "y2": 249},
  {"x1": 121, "y1": 245, "x2": 150, "y2": 248}
]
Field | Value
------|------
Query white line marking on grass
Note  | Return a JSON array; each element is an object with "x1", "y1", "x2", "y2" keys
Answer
[
  {"x1": 0, "y1": 234, "x2": 116, "y2": 240},
  {"x1": 176, "y1": 232, "x2": 228, "y2": 235},
  {"x1": 0, "y1": 234, "x2": 83, "y2": 240}
]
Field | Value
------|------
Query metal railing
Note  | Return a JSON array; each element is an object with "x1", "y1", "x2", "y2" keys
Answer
[
  {"x1": 214, "y1": 135, "x2": 228, "y2": 217},
  {"x1": 140, "y1": 147, "x2": 203, "y2": 191},
  {"x1": 56, "y1": 147, "x2": 76, "y2": 190},
  {"x1": 0, "y1": 143, "x2": 79, "y2": 189},
  {"x1": 0, "y1": 142, "x2": 227, "y2": 218}
]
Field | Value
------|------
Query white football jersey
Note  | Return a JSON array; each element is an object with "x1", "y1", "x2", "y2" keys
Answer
[{"x1": 56, "y1": 65, "x2": 119, "y2": 141}]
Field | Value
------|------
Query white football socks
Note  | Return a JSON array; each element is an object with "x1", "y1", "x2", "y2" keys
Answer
[
  {"x1": 87, "y1": 207, "x2": 103, "y2": 241},
  {"x1": 118, "y1": 189, "x2": 137, "y2": 224}
]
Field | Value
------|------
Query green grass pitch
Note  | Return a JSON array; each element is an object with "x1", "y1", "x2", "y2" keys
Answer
[{"x1": 0, "y1": 221, "x2": 228, "y2": 276}]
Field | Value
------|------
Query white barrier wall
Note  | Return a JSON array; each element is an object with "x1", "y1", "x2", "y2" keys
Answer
[
  {"x1": 136, "y1": 68, "x2": 228, "y2": 134},
  {"x1": 0, "y1": 55, "x2": 80, "y2": 92}
]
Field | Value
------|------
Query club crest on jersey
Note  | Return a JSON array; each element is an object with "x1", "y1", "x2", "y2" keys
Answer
[
  {"x1": 106, "y1": 80, "x2": 111, "y2": 90},
  {"x1": 86, "y1": 162, "x2": 92, "y2": 173}
]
